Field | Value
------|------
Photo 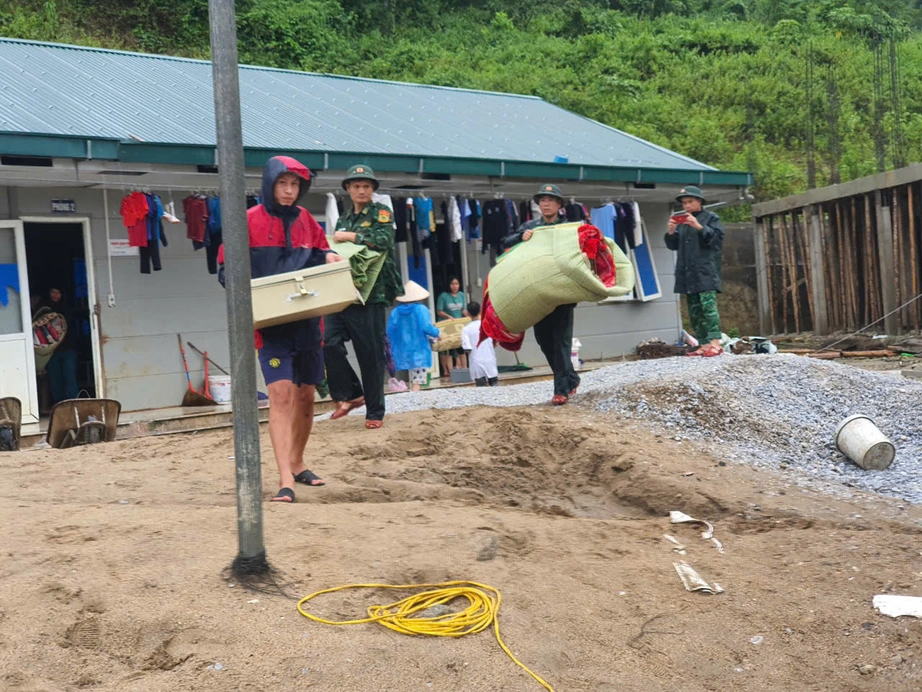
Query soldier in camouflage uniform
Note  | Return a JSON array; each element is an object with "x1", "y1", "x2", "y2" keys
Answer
[
  {"x1": 502, "y1": 183, "x2": 580, "y2": 406},
  {"x1": 665, "y1": 185, "x2": 725, "y2": 357},
  {"x1": 327, "y1": 165, "x2": 404, "y2": 428}
]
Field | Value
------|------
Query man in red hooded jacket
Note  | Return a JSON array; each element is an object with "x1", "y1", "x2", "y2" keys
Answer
[{"x1": 218, "y1": 156, "x2": 344, "y2": 503}]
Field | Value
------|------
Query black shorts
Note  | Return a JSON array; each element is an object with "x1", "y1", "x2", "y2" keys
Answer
[{"x1": 258, "y1": 335, "x2": 324, "y2": 387}]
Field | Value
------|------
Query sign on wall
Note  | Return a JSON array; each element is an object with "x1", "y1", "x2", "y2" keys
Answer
[
  {"x1": 51, "y1": 199, "x2": 77, "y2": 213},
  {"x1": 108, "y1": 239, "x2": 139, "y2": 257}
]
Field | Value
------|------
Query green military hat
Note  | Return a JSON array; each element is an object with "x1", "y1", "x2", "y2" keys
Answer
[
  {"x1": 675, "y1": 185, "x2": 706, "y2": 203},
  {"x1": 534, "y1": 183, "x2": 564, "y2": 203},
  {"x1": 341, "y1": 164, "x2": 379, "y2": 191}
]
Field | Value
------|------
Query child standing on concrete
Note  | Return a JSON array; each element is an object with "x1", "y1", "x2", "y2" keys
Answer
[
  {"x1": 386, "y1": 281, "x2": 441, "y2": 392},
  {"x1": 461, "y1": 302, "x2": 498, "y2": 387}
]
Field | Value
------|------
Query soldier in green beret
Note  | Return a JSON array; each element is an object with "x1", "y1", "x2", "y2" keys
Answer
[
  {"x1": 502, "y1": 183, "x2": 580, "y2": 406},
  {"x1": 326, "y1": 165, "x2": 404, "y2": 429},
  {"x1": 665, "y1": 186, "x2": 725, "y2": 357}
]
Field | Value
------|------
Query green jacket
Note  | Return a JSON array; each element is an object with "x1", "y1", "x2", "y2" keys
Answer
[
  {"x1": 502, "y1": 215, "x2": 567, "y2": 250},
  {"x1": 664, "y1": 209, "x2": 724, "y2": 295},
  {"x1": 335, "y1": 201, "x2": 404, "y2": 305}
]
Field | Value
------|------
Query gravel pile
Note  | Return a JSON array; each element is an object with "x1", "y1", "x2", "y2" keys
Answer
[{"x1": 346, "y1": 355, "x2": 922, "y2": 504}]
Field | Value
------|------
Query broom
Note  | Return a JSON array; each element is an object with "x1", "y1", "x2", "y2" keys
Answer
[{"x1": 178, "y1": 334, "x2": 217, "y2": 406}]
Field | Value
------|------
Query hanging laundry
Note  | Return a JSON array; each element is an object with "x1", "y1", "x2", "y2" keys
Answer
[
  {"x1": 467, "y1": 199, "x2": 481, "y2": 241},
  {"x1": 482, "y1": 199, "x2": 513, "y2": 256},
  {"x1": 414, "y1": 196, "x2": 434, "y2": 239},
  {"x1": 565, "y1": 202, "x2": 587, "y2": 222},
  {"x1": 437, "y1": 202, "x2": 455, "y2": 265},
  {"x1": 140, "y1": 193, "x2": 168, "y2": 274},
  {"x1": 392, "y1": 196, "x2": 409, "y2": 243},
  {"x1": 120, "y1": 191, "x2": 149, "y2": 247},
  {"x1": 459, "y1": 198, "x2": 472, "y2": 240},
  {"x1": 406, "y1": 198, "x2": 422, "y2": 262},
  {"x1": 162, "y1": 200, "x2": 182, "y2": 224},
  {"x1": 630, "y1": 202, "x2": 644, "y2": 247},
  {"x1": 591, "y1": 203, "x2": 628, "y2": 254},
  {"x1": 206, "y1": 196, "x2": 222, "y2": 235},
  {"x1": 449, "y1": 196, "x2": 463, "y2": 242},
  {"x1": 182, "y1": 194, "x2": 209, "y2": 243},
  {"x1": 325, "y1": 192, "x2": 340, "y2": 232}
]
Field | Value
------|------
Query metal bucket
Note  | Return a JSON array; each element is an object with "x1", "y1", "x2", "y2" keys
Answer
[{"x1": 834, "y1": 414, "x2": 895, "y2": 471}]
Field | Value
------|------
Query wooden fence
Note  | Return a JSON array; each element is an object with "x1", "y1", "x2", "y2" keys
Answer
[{"x1": 754, "y1": 183, "x2": 922, "y2": 336}]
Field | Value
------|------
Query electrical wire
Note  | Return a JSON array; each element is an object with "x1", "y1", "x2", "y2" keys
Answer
[
  {"x1": 810, "y1": 290, "x2": 922, "y2": 354},
  {"x1": 297, "y1": 580, "x2": 554, "y2": 691}
]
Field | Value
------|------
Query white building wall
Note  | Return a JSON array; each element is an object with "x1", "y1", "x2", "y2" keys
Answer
[{"x1": 10, "y1": 186, "x2": 237, "y2": 411}]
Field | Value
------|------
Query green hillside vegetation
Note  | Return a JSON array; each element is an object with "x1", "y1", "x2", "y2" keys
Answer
[{"x1": 3, "y1": 0, "x2": 922, "y2": 217}]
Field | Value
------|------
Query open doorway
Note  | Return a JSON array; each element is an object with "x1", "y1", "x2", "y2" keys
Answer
[{"x1": 24, "y1": 221, "x2": 96, "y2": 413}]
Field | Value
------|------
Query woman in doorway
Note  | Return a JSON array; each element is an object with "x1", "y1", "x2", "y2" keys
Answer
[
  {"x1": 436, "y1": 277, "x2": 469, "y2": 376},
  {"x1": 42, "y1": 287, "x2": 79, "y2": 403}
]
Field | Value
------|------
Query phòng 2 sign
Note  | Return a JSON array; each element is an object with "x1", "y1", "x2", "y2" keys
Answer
[{"x1": 51, "y1": 199, "x2": 77, "y2": 213}]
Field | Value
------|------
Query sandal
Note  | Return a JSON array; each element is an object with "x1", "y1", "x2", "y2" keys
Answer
[
  {"x1": 686, "y1": 348, "x2": 704, "y2": 357},
  {"x1": 294, "y1": 469, "x2": 325, "y2": 487},
  {"x1": 365, "y1": 420, "x2": 384, "y2": 430},
  {"x1": 551, "y1": 395, "x2": 568, "y2": 406},
  {"x1": 699, "y1": 345, "x2": 724, "y2": 358},
  {"x1": 271, "y1": 487, "x2": 295, "y2": 503},
  {"x1": 330, "y1": 396, "x2": 365, "y2": 421}
]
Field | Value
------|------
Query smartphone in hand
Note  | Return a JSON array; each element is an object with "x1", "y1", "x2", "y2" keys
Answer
[{"x1": 670, "y1": 212, "x2": 692, "y2": 224}]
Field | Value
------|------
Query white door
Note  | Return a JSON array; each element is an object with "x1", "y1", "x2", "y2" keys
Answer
[{"x1": 0, "y1": 221, "x2": 38, "y2": 426}]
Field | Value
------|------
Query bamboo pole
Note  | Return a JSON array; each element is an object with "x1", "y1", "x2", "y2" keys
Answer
[
  {"x1": 775, "y1": 215, "x2": 790, "y2": 333},
  {"x1": 851, "y1": 195, "x2": 868, "y2": 325},
  {"x1": 784, "y1": 213, "x2": 801, "y2": 333},
  {"x1": 864, "y1": 193, "x2": 878, "y2": 324},
  {"x1": 909, "y1": 182, "x2": 919, "y2": 330},
  {"x1": 765, "y1": 216, "x2": 777, "y2": 336},
  {"x1": 846, "y1": 198, "x2": 860, "y2": 329},
  {"x1": 894, "y1": 188, "x2": 904, "y2": 329},
  {"x1": 820, "y1": 205, "x2": 840, "y2": 329},
  {"x1": 798, "y1": 210, "x2": 815, "y2": 326},
  {"x1": 834, "y1": 202, "x2": 847, "y2": 329}
]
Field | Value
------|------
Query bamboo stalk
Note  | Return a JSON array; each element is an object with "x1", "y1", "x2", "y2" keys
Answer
[
  {"x1": 819, "y1": 205, "x2": 842, "y2": 331},
  {"x1": 909, "y1": 182, "x2": 919, "y2": 330},
  {"x1": 864, "y1": 195, "x2": 879, "y2": 322},
  {"x1": 781, "y1": 213, "x2": 800, "y2": 332},
  {"x1": 840, "y1": 350, "x2": 894, "y2": 358},
  {"x1": 847, "y1": 198, "x2": 861, "y2": 329},
  {"x1": 820, "y1": 205, "x2": 839, "y2": 329},
  {"x1": 776, "y1": 215, "x2": 790, "y2": 333},
  {"x1": 836, "y1": 200, "x2": 851, "y2": 328},
  {"x1": 894, "y1": 188, "x2": 904, "y2": 329},
  {"x1": 798, "y1": 210, "x2": 815, "y2": 325},
  {"x1": 854, "y1": 195, "x2": 869, "y2": 325},
  {"x1": 834, "y1": 202, "x2": 847, "y2": 329},
  {"x1": 765, "y1": 216, "x2": 777, "y2": 336}
]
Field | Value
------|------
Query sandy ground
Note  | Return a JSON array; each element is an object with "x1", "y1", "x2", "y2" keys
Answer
[{"x1": 2, "y1": 405, "x2": 922, "y2": 691}]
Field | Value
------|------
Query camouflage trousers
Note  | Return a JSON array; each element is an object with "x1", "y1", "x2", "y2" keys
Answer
[{"x1": 687, "y1": 291, "x2": 722, "y2": 342}]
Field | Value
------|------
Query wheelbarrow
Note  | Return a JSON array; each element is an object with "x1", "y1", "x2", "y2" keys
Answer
[
  {"x1": 0, "y1": 397, "x2": 22, "y2": 452},
  {"x1": 46, "y1": 398, "x2": 121, "y2": 450}
]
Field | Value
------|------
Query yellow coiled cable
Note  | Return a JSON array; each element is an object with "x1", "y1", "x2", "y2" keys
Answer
[{"x1": 297, "y1": 580, "x2": 554, "y2": 691}]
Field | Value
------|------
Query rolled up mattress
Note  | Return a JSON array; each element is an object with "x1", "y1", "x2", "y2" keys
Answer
[{"x1": 481, "y1": 223, "x2": 634, "y2": 348}]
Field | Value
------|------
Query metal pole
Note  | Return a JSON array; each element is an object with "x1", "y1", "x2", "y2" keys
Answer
[{"x1": 209, "y1": 0, "x2": 267, "y2": 569}]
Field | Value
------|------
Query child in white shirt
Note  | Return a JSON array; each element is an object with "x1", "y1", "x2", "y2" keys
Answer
[{"x1": 461, "y1": 301, "x2": 499, "y2": 387}]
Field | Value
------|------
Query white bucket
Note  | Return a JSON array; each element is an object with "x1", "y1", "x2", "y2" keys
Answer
[
  {"x1": 834, "y1": 414, "x2": 895, "y2": 470},
  {"x1": 208, "y1": 375, "x2": 232, "y2": 404}
]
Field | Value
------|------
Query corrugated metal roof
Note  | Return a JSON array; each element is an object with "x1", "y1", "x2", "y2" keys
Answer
[{"x1": 0, "y1": 38, "x2": 714, "y2": 171}]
